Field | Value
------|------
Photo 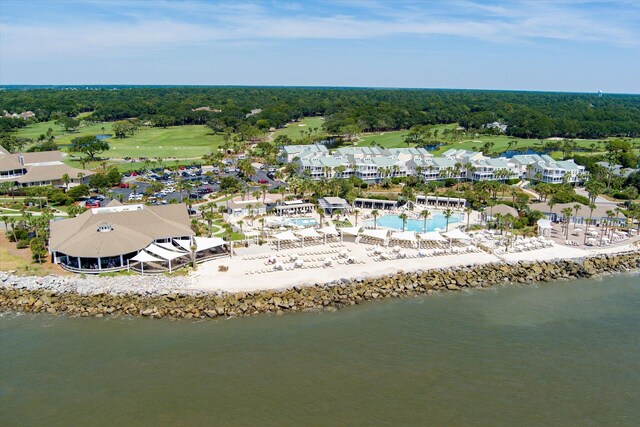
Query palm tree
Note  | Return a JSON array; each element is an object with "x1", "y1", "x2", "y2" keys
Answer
[
  {"x1": 584, "y1": 203, "x2": 596, "y2": 245},
  {"x1": 419, "y1": 209, "x2": 431, "y2": 232},
  {"x1": 465, "y1": 206, "x2": 473, "y2": 230},
  {"x1": 547, "y1": 200, "x2": 556, "y2": 221},
  {"x1": 561, "y1": 207, "x2": 573, "y2": 239},
  {"x1": 443, "y1": 208, "x2": 453, "y2": 232},
  {"x1": 317, "y1": 208, "x2": 325, "y2": 227},
  {"x1": 398, "y1": 213, "x2": 408, "y2": 232},
  {"x1": 371, "y1": 209, "x2": 379, "y2": 229},
  {"x1": 354, "y1": 208, "x2": 360, "y2": 226}
]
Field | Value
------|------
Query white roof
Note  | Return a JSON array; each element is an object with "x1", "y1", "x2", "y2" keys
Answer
[
  {"x1": 131, "y1": 250, "x2": 163, "y2": 262},
  {"x1": 174, "y1": 239, "x2": 193, "y2": 252},
  {"x1": 338, "y1": 226, "x2": 360, "y2": 236},
  {"x1": 146, "y1": 243, "x2": 188, "y2": 261},
  {"x1": 537, "y1": 219, "x2": 553, "y2": 229},
  {"x1": 194, "y1": 236, "x2": 226, "y2": 251},
  {"x1": 274, "y1": 230, "x2": 299, "y2": 241},
  {"x1": 296, "y1": 228, "x2": 321, "y2": 238},
  {"x1": 317, "y1": 226, "x2": 339, "y2": 235},
  {"x1": 156, "y1": 242, "x2": 188, "y2": 253},
  {"x1": 418, "y1": 231, "x2": 447, "y2": 241},
  {"x1": 442, "y1": 229, "x2": 472, "y2": 240},
  {"x1": 362, "y1": 228, "x2": 389, "y2": 240},
  {"x1": 390, "y1": 231, "x2": 417, "y2": 242}
]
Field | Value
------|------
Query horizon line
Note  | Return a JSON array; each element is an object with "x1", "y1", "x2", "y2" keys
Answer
[{"x1": 1, "y1": 84, "x2": 638, "y2": 96}]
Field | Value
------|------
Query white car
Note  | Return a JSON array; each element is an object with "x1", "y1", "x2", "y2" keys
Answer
[{"x1": 128, "y1": 193, "x2": 143, "y2": 201}]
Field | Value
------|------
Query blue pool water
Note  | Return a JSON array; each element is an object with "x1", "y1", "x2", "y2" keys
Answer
[
  {"x1": 286, "y1": 218, "x2": 318, "y2": 227},
  {"x1": 366, "y1": 212, "x2": 463, "y2": 232}
]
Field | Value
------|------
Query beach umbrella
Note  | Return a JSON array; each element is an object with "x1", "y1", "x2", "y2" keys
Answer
[
  {"x1": 418, "y1": 249, "x2": 428, "y2": 257},
  {"x1": 324, "y1": 258, "x2": 332, "y2": 266}
]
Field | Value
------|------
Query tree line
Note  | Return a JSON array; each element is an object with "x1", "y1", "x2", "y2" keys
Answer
[{"x1": 1, "y1": 87, "x2": 639, "y2": 139}]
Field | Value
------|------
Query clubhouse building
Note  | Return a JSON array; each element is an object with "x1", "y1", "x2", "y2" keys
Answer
[
  {"x1": 0, "y1": 147, "x2": 93, "y2": 188},
  {"x1": 49, "y1": 201, "x2": 228, "y2": 274}
]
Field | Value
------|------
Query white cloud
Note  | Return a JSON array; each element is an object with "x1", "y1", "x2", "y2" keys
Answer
[{"x1": 0, "y1": 0, "x2": 638, "y2": 63}]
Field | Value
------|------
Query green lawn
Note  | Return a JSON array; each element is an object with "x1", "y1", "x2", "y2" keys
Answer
[
  {"x1": 17, "y1": 121, "x2": 225, "y2": 159},
  {"x1": 272, "y1": 116, "x2": 326, "y2": 141}
]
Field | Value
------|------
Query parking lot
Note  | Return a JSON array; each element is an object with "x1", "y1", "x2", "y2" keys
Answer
[{"x1": 85, "y1": 164, "x2": 287, "y2": 209}]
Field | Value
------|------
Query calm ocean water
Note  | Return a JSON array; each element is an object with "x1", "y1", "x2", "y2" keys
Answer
[{"x1": 1, "y1": 274, "x2": 639, "y2": 426}]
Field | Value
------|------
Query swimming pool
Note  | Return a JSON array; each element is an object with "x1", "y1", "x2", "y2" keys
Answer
[
  {"x1": 365, "y1": 212, "x2": 463, "y2": 232},
  {"x1": 286, "y1": 217, "x2": 318, "y2": 227}
]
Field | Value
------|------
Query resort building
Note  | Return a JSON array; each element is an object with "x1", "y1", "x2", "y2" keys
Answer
[
  {"x1": 529, "y1": 202, "x2": 626, "y2": 226},
  {"x1": 274, "y1": 200, "x2": 315, "y2": 216},
  {"x1": 317, "y1": 197, "x2": 351, "y2": 215},
  {"x1": 0, "y1": 147, "x2": 93, "y2": 188},
  {"x1": 353, "y1": 198, "x2": 398, "y2": 210},
  {"x1": 595, "y1": 161, "x2": 638, "y2": 179},
  {"x1": 280, "y1": 145, "x2": 587, "y2": 185},
  {"x1": 226, "y1": 200, "x2": 267, "y2": 217},
  {"x1": 510, "y1": 154, "x2": 587, "y2": 184},
  {"x1": 48, "y1": 201, "x2": 226, "y2": 274},
  {"x1": 278, "y1": 144, "x2": 328, "y2": 163},
  {"x1": 415, "y1": 195, "x2": 467, "y2": 209}
]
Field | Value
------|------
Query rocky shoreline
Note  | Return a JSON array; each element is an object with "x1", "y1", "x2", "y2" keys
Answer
[{"x1": 1, "y1": 252, "x2": 639, "y2": 320}]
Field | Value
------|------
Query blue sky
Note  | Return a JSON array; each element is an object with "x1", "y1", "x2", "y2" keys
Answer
[{"x1": 1, "y1": 0, "x2": 639, "y2": 92}]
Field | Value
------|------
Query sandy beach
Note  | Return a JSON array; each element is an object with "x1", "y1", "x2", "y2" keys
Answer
[{"x1": 189, "y1": 239, "x2": 640, "y2": 293}]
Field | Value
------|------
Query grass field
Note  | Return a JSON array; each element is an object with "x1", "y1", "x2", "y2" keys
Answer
[
  {"x1": 357, "y1": 124, "x2": 459, "y2": 148},
  {"x1": 272, "y1": 116, "x2": 326, "y2": 141},
  {"x1": 17, "y1": 121, "x2": 225, "y2": 159}
]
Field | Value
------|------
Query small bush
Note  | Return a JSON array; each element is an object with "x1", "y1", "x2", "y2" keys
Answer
[{"x1": 16, "y1": 240, "x2": 29, "y2": 249}]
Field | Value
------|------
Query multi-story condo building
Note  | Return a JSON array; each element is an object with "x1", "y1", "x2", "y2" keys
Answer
[
  {"x1": 510, "y1": 154, "x2": 587, "y2": 184},
  {"x1": 282, "y1": 145, "x2": 587, "y2": 184}
]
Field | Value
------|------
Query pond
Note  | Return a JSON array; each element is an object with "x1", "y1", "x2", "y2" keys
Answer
[{"x1": 96, "y1": 134, "x2": 112, "y2": 140}]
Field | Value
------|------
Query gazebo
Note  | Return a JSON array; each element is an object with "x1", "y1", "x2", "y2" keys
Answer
[
  {"x1": 338, "y1": 226, "x2": 360, "y2": 242},
  {"x1": 296, "y1": 227, "x2": 322, "y2": 247},
  {"x1": 442, "y1": 229, "x2": 472, "y2": 248},
  {"x1": 317, "y1": 226, "x2": 340, "y2": 244},
  {"x1": 274, "y1": 230, "x2": 299, "y2": 250},
  {"x1": 537, "y1": 218, "x2": 553, "y2": 237},
  {"x1": 361, "y1": 228, "x2": 389, "y2": 246},
  {"x1": 389, "y1": 231, "x2": 417, "y2": 248}
]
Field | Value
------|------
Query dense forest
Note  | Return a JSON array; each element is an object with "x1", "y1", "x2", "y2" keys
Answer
[{"x1": 1, "y1": 86, "x2": 639, "y2": 139}]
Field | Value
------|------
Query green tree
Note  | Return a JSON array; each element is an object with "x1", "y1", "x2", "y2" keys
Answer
[
  {"x1": 30, "y1": 237, "x2": 47, "y2": 263},
  {"x1": 70, "y1": 135, "x2": 109, "y2": 161}
]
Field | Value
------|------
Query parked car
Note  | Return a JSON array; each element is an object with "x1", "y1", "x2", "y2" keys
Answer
[
  {"x1": 258, "y1": 179, "x2": 268, "y2": 184},
  {"x1": 85, "y1": 200, "x2": 101, "y2": 208}
]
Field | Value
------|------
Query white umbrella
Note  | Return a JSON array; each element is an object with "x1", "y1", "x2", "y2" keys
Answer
[{"x1": 324, "y1": 258, "x2": 332, "y2": 266}]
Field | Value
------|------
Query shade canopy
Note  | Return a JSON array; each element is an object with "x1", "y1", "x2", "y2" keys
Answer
[
  {"x1": 174, "y1": 239, "x2": 193, "y2": 252},
  {"x1": 418, "y1": 231, "x2": 447, "y2": 241},
  {"x1": 537, "y1": 219, "x2": 553, "y2": 229},
  {"x1": 317, "y1": 226, "x2": 339, "y2": 236},
  {"x1": 274, "y1": 230, "x2": 299, "y2": 241},
  {"x1": 146, "y1": 243, "x2": 187, "y2": 261},
  {"x1": 362, "y1": 229, "x2": 388, "y2": 241},
  {"x1": 442, "y1": 229, "x2": 472, "y2": 240},
  {"x1": 131, "y1": 250, "x2": 163, "y2": 263},
  {"x1": 296, "y1": 228, "x2": 321, "y2": 238},
  {"x1": 193, "y1": 236, "x2": 226, "y2": 251},
  {"x1": 390, "y1": 231, "x2": 417, "y2": 242},
  {"x1": 156, "y1": 242, "x2": 188, "y2": 253},
  {"x1": 338, "y1": 226, "x2": 360, "y2": 236}
]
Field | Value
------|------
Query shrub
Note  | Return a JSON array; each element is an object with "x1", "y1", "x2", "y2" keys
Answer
[{"x1": 16, "y1": 240, "x2": 29, "y2": 249}]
